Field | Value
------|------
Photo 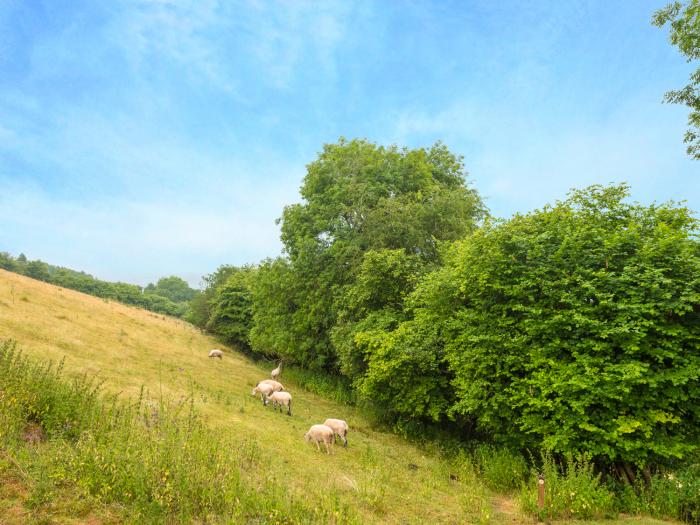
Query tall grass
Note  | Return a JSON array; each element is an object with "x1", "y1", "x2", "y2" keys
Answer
[
  {"x1": 261, "y1": 362, "x2": 358, "y2": 406},
  {"x1": 519, "y1": 453, "x2": 616, "y2": 521},
  {"x1": 0, "y1": 339, "x2": 356, "y2": 524},
  {"x1": 616, "y1": 464, "x2": 700, "y2": 524}
]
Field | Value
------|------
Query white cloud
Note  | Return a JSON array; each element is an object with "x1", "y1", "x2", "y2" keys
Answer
[
  {"x1": 383, "y1": 92, "x2": 699, "y2": 218},
  {"x1": 0, "y1": 173, "x2": 302, "y2": 286}
]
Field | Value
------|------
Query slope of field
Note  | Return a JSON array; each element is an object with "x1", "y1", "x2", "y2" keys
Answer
[{"x1": 0, "y1": 269, "x2": 679, "y2": 524}]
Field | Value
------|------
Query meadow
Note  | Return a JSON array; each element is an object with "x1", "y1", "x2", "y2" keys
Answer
[{"x1": 0, "y1": 269, "x2": 684, "y2": 524}]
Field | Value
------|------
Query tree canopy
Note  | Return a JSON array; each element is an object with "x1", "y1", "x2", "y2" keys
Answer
[
  {"x1": 252, "y1": 138, "x2": 486, "y2": 371},
  {"x1": 654, "y1": 0, "x2": 700, "y2": 159}
]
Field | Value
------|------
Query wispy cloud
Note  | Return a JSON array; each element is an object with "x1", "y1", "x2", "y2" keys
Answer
[{"x1": 0, "y1": 0, "x2": 696, "y2": 286}]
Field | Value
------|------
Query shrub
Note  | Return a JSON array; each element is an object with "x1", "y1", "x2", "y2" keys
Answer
[
  {"x1": 519, "y1": 453, "x2": 616, "y2": 521},
  {"x1": 617, "y1": 463, "x2": 700, "y2": 524},
  {"x1": 437, "y1": 184, "x2": 700, "y2": 465},
  {"x1": 473, "y1": 445, "x2": 528, "y2": 492}
]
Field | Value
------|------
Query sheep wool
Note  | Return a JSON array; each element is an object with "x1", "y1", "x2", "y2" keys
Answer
[
  {"x1": 323, "y1": 418, "x2": 349, "y2": 448},
  {"x1": 304, "y1": 424, "x2": 335, "y2": 454},
  {"x1": 265, "y1": 391, "x2": 292, "y2": 416}
]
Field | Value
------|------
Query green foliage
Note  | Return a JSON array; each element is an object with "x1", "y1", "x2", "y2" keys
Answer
[
  {"x1": 248, "y1": 257, "x2": 312, "y2": 362},
  {"x1": 354, "y1": 315, "x2": 451, "y2": 423},
  {"x1": 653, "y1": 0, "x2": 700, "y2": 158},
  {"x1": 25, "y1": 260, "x2": 51, "y2": 281},
  {"x1": 144, "y1": 276, "x2": 198, "y2": 303},
  {"x1": 205, "y1": 266, "x2": 256, "y2": 349},
  {"x1": 252, "y1": 138, "x2": 485, "y2": 371},
  {"x1": 275, "y1": 362, "x2": 357, "y2": 406},
  {"x1": 427, "y1": 184, "x2": 700, "y2": 465},
  {"x1": 618, "y1": 464, "x2": 700, "y2": 523},
  {"x1": 0, "y1": 251, "x2": 20, "y2": 272},
  {"x1": 473, "y1": 445, "x2": 528, "y2": 492},
  {"x1": 332, "y1": 248, "x2": 424, "y2": 377},
  {"x1": 185, "y1": 264, "x2": 238, "y2": 328},
  {"x1": 520, "y1": 453, "x2": 616, "y2": 521}
]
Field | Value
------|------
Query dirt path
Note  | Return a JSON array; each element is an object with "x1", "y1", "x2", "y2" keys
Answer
[{"x1": 492, "y1": 494, "x2": 525, "y2": 523}]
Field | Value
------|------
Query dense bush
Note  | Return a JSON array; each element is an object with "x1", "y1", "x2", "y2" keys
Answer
[
  {"x1": 205, "y1": 266, "x2": 256, "y2": 349},
  {"x1": 431, "y1": 185, "x2": 700, "y2": 469}
]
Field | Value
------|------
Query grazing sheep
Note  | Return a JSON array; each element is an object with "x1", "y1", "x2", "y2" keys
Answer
[
  {"x1": 304, "y1": 424, "x2": 335, "y2": 454},
  {"x1": 258, "y1": 379, "x2": 285, "y2": 392},
  {"x1": 265, "y1": 391, "x2": 292, "y2": 416},
  {"x1": 251, "y1": 382, "x2": 274, "y2": 404},
  {"x1": 323, "y1": 418, "x2": 349, "y2": 448},
  {"x1": 208, "y1": 349, "x2": 223, "y2": 360},
  {"x1": 271, "y1": 360, "x2": 283, "y2": 380}
]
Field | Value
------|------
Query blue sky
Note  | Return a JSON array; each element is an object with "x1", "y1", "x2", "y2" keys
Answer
[{"x1": 0, "y1": 0, "x2": 697, "y2": 287}]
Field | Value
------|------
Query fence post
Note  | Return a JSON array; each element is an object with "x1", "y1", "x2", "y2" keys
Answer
[{"x1": 537, "y1": 473, "x2": 545, "y2": 511}]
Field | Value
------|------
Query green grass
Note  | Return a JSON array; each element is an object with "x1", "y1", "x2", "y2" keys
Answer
[{"x1": 0, "y1": 269, "x2": 685, "y2": 524}]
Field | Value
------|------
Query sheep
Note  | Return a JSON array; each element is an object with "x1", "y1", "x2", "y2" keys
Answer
[
  {"x1": 251, "y1": 382, "x2": 275, "y2": 404},
  {"x1": 323, "y1": 418, "x2": 349, "y2": 448},
  {"x1": 208, "y1": 349, "x2": 223, "y2": 360},
  {"x1": 304, "y1": 424, "x2": 334, "y2": 454},
  {"x1": 258, "y1": 379, "x2": 285, "y2": 392},
  {"x1": 265, "y1": 391, "x2": 292, "y2": 416},
  {"x1": 271, "y1": 360, "x2": 283, "y2": 380}
]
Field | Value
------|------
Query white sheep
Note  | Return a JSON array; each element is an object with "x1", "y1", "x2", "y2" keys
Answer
[
  {"x1": 304, "y1": 424, "x2": 335, "y2": 454},
  {"x1": 265, "y1": 391, "x2": 292, "y2": 416},
  {"x1": 271, "y1": 360, "x2": 283, "y2": 380},
  {"x1": 258, "y1": 379, "x2": 285, "y2": 392},
  {"x1": 208, "y1": 349, "x2": 223, "y2": 359},
  {"x1": 251, "y1": 382, "x2": 275, "y2": 404},
  {"x1": 323, "y1": 418, "x2": 349, "y2": 448}
]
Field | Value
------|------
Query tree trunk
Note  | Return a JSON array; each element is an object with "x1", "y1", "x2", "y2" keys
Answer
[{"x1": 621, "y1": 462, "x2": 637, "y2": 486}]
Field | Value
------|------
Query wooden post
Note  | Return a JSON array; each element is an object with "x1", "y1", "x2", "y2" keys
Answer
[{"x1": 537, "y1": 474, "x2": 545, "y2": 511}]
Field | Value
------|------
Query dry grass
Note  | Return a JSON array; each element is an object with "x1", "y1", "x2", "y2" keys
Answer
[{"x1": 0, "y1": 269, "x2": 681, "y2": 525}]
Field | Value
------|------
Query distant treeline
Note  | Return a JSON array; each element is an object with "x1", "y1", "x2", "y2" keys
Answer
[
  {"x1": 189, "y1": 138, "x2": 700, "y2": 480},
  {"x1": 0, "y1": 252, "x2": 198, "y2": 318}
]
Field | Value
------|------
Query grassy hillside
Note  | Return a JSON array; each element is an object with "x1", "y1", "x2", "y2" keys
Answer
[{"x1": 0, "y1": 269, "x2": 679, "y2": 524}]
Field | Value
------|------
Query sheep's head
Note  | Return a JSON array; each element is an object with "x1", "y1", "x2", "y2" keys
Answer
[
  {"x1": 250, "y1": 387, "x2": 258, "y2": 396},
  {"x1": 304, "y1": 432, "x2": 311, "y2": 442}
]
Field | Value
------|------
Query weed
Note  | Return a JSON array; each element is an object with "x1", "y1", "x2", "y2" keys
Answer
[
  {"x1": 474, "y1": 445, "x2": 528, "y2": 492},
  {"x1": 519, "y1": 452, "x2": 616, "y2": 520}
]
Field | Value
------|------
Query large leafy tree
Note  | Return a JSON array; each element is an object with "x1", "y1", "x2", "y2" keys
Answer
[
  {"x1": 428, "y1": 184, "x2": 700, "y2": 467},
  {"x1": 253, "y1": 138, "x2": 485, "y2": 371},
  {"x1": 206, "y1": 267, "x2": 256, "y2": 349},
  {"x1": 653, "y1": 0, "x2": 700, "y2": 159},
  {"x1": 145, "y1": 276, "x2": 198, "y2": 303},
  {"x1": 186, "y1": 265, "x2": 238, "y2": 328}
]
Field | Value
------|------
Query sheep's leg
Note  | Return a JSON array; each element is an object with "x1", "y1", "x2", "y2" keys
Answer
[
  {"x1": 287, "y1": 402, "x2": 291, "y2": 416},
  {"x1": 324, "y1": 441, "x2": 330, "y2": 454},
  {"x1": 315, "y1": 440, "x2": 321, "y2": 452}
]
